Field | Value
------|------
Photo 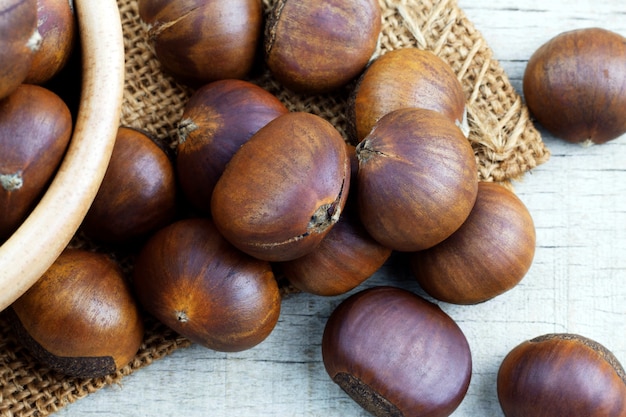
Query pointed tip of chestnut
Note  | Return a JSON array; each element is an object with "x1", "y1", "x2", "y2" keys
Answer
[{"x1": 497, "y1": 333, "x2": 626, "y2": 417}]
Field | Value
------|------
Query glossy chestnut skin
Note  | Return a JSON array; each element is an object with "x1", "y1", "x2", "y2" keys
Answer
[
  {"x1": 497, "y1": 333, "x2": 626, "y2": 417},
  {"x1": 322, "y1": 286, "x2": 472, "y2": 417},
  {"x1": 356, "y1": 108, "x2": 478, "y2": 252},
  {"x1": 25, "y1": 0, "x2": 77, "y2": 84},
  {"x1": 176, "y1": 79, "x2": 288, "y2": 214},
  {"x1": 350, "y1": 48, "x2": 467, "y2": 142},
  {"x1": 81, "y1": 127, "x2": 177, "y2": 244},
  {"x1": 523, "y1": 27, "x2": 626, "y2": 145},
  {"x1": 280, "y1": 207, "x2": 392, "y2": 296},
  {"x1": 211, "y1": 112, "x2": 351, "y2": 262},
  {"x1": 0, "y1": 0, "x2": 41, "y2": 100},
  {"x1": 0, "y1": 84, "x2": 72, "y2": 241},
  {"x1": 265, "y1": 0, "x2": 381, "y2": 94},
  {"x1": 411, "y1": 182, "x2": 536, "y2": 304},
  {"x1": 10, "y1": 249, "x2": 144, "y2": 378},
  {"x1": 138, "y1": 0, "x2": 263, "y2": 86},
  {"x1": 132, "y1": 218, "x2": 281, "y2": 352}
]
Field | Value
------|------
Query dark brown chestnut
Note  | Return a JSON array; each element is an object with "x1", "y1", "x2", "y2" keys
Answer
[
  {"x1": 25, "y1": 0, "x2": 77, "y2": 84},
  {"x1": 350, "y1": 48, "x2": 467, "y2": 142},
  {"x1": 211, "y1": 111, "x2": 351, "y2": 262},
  {"x1": 137, "y1": 0, "x2": 263, "y2": 86},
  {"x1": 9, "y1": 248, "x2": 144, "y2": 378},
  {"x1": 410, "y1": 182, "x2": 536, "y2": 305},
  {"x1": 280, "y1": 208, "x2": 392, "y2": 296},
  {"x1": 356, "y1": 107, "x2": 478, "y2": 252},
  {"x1": 497, "y1": 333, "x2": 626, "y2": 417},
  {"x1": 265, "y1": 0, "x2": 381, "y2": 94},
  {"x1": 523, "y1": 27, "x2": 626, "y2": 145},
  {"x1": 322, "y1": 286, "x2": 472, "y2": 417},
  {"x1": 132, "y1": 218, "x2": 281, "y2": 352},
  {"x1": 176, "y1": 79, "x2": 288, "y2": 214},
  {"x1": 0, "y1": 84, "x2": 72, "y2": 241},
  {"x1": 0, "y1": 0, "x2": 41, "y2": 100},
  {"x1": 81, "y1": 126, "x2": 177, "y2": 244}
]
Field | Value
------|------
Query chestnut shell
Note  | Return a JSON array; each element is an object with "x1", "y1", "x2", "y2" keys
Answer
[
  {"x1": 0, "y1": 84, "x2": 72, "y2": 241},
  {"x1": 523, "y1": 27, "x2": 626, "y2": 144},
  {"x1": 137, "y1": 0, "x2": 263, "y2": 86},
  {"x1": 265, "y1": 0, "x2": 381, "y2": 94},
  {"x1": 497, "y1": 333, "x2": 626, "y2": 417},
  {"x1": 81, "y1": 127, "x2": 177, "y2": 244},
  {"x1": 10, "y1": 249, "x2": 144, "y2": 378},
  {"x1": 0, "y1": 0, "x2": 41, "y2": 99},
  {"x1": 322, "y1": 286, "x2": 472, "y2": 417},
  {"x1": 132, "y1": 218, "x2": 281, "y2": 352},
  {"x1": 411, "y1": 182, "x2": 536, "y2": 304},
  {"x1": 25, "y1": 0, "x2": 77, "y2": 84},
  {"x1": 280, "y1": 208, "x2": 392, "y2": 296},
  {"x1": 211, "y1": 111, "x2": 351, "y2": 262},
  {"x1": 350, "y1": 48, "x2": 467, "y2": 142},
  {"x1": 356, "y1": 108, "x2": 478, "y2": 252},
  {"x1": 176, "y1": 79, "x2": 288, "y2": 214}
]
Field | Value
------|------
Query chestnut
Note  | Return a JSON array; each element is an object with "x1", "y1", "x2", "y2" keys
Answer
[
  {"x1": 280, "y1": 208, "x2": 392, "y2": 296},
  {"x1": 523, "y1": 27, "x2": 626, "y2": 145},
  {"x1": 497, "y1": 333, "x2": 626, "y2": 417},
  {"x1": 0, "y1": 0, "x2": 41, "y2": 100},
  {"x1": 264, "y1": 0, "x2": 381, "y2": 94},
  {"x1": 356, "y1": 107, "x2": 478, "y2": 252},
  {"x1": 349, "y1": 48, "x2": 467, "y2": 142},
  {"x1": 176, "y1": 79, "x2": 288, "y2": 214},
  {"x1": 211, "y1": 111, "x2": 351, "y2": 262},
  {"x1": 132, "y1": 218, "x2": 281, "y2": 352},
  {"x1": 81, "y1": 126, "x2": 177, "y2": 244},
  {"x1": 0, "y1": 84, "x2": 72, "y2": 241},
  {"x1": 9, "y1": 248, "x2": 144, "y2": 378},
  {"x1": 137, "y1": 0, "x2": 263, "y2": 86},
  {"x1": 25, "y1": 0, "x2": 77, "y2": 84},
  {"x1": 410, "y1": 182, "x2": 536, "y2": 305},
  {"x1": 322, "y1": 286, "x2": 472, "y2": 417}
]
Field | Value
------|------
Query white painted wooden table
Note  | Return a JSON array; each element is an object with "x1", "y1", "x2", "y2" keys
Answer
[{"x1": 57, "y1": 1, "x2": 626, "y2": 416}]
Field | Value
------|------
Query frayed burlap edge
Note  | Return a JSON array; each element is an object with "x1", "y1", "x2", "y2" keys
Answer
[{"x1": 0, "y1": 0, "x2": 549, "y2": 415}]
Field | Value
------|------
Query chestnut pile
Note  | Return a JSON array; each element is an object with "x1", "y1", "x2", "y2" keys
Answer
[{"x1": 1, "y1": 0, "x2": 625, "y2": 416}]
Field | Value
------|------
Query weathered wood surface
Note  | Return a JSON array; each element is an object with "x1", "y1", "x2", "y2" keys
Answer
[{"x1": 57, "y1": 1, "x2": 626, "y2": 416}]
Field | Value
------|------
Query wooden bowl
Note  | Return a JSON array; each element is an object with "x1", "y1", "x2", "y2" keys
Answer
[{"x1": 0, "y1": 0, "x2": 125, "y2": 312}]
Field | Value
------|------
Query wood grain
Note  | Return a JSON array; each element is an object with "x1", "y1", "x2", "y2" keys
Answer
[{"x1": 55, "y1": 1, "x2": 626, "y2": 416}]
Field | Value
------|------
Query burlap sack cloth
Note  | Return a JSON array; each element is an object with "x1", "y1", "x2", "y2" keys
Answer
[{"x1": 0, "y1": 0, "x2": 550, "y2": 415}]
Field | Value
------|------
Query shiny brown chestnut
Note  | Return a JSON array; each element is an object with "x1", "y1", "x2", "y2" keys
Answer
[
  {"x1": 211, "y1": 111, "x2": 351, "y2": 262},
  {"x1": 0, "y1": 84, "x2": 72, "y2": 241},
  {"x1": 349, "y1": 48, "x2": 467, "y2": 142},
  {"x1": 81, "y1": 126, "x2": 177, "y2": 244},
  {"x1": 137, "y1": 0, "x2": 263, "y2": 86},
  {"x1": 132, "y1": 218, "x2": 281, "y2": 352},
  {"x1": 265, "y1": 0, "x2": 381, "y2": 94},
  {"x1": 356, "y1": 107, "x2": 478, "y2": 252},
  {"x1": 0, "y1": 0, "x2": 41, "y2": 99},
  {"x1": 25, "y1": 0, "x2": 77, "y2": 84},
  {"x1": 176, "y1": 79, "x2": 288, "y2": 214},
  {"x1": 497, "y1": 333, "x2": 626, "y2": 417},
  {"x1": 411, "y1": 182, "x2": 536, "y2": 304},
  {"x1": 322, "y1": 286, "x2": 472, "y2": 417},
  {"x1": 9, "y1": 248, "x2": 144, "y2": 378},
  {"x1": 523, "y1": 27, "x2": 626, "y2": 145},
  {"x1": 280, "y1": 208, "x2": 392, "y2": 296}
]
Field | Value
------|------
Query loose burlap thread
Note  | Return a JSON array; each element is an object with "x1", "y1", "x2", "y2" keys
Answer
[{"x1": 0, "y1": 0, "x2": 549, "y2": 415}]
